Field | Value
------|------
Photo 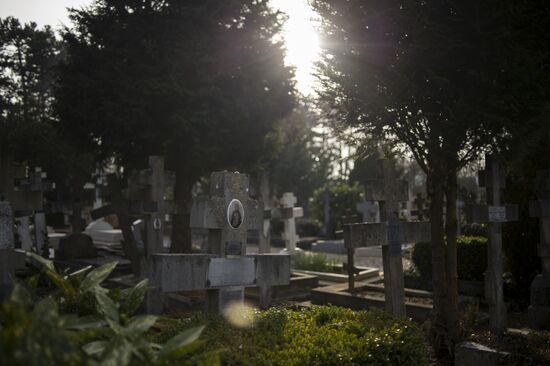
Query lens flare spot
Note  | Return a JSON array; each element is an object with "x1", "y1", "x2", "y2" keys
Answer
[{"x1": 222, "y1": 301, "x2": 257, "y2": 328}]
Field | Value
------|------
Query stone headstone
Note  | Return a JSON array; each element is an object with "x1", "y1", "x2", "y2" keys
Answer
[
  {"x1": 84, "y1": 218, "x2": 123, "y2": 245},
  {"x1": 528, "y1": 170, "x2": 550, "y2": 329},
  {"x1": 356, "y1": 200, "x2": 379, "y2": 223},
  {"x1": 0, "y1": 200, "x2": 15, "y2": 297}
]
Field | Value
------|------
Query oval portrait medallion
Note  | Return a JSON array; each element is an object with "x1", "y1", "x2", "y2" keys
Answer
[{"x1": 227, "y1": 198, "x2": 244, "y2": 229}]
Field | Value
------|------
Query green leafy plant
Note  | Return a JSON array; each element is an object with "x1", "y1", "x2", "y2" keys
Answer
[
  {"x1": 0, "y1": 253, "x2": 209, "y2": 366},
  {"x1": 153, "y1": 306, "x2": 429, "y2": 366}
]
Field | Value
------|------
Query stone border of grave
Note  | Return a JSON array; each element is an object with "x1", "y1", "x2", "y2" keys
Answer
[
  {"x1": 310, "y1": 281, "x2": 433, "y2": 322},
  {"x1": 293, "y1": 265, "x2": 379, "y2": 283},
  {"x1": 245, "y1": 272, "x2": 319, "y2": 302},
  {"x1": 311, "y1": 281, "x2": 476, "y2": 323}
]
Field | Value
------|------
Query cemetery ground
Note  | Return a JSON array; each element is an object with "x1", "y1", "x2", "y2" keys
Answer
[
  {"x1": 1, "y1": 164, "x2": 550, "y2": 365},
  {"x1": 2, "y1": 237, "x2": 549, "y2": 366}
]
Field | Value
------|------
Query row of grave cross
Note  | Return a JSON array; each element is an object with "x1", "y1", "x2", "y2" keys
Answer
[
  {"x1": 343, "y1": 156, "x2": 518, "y2": 334},
  {"x1": 0, "y1": 156, "x2": 53, "y2": 254},
  {"x1": 344, "y1": 159, "x2": 431, "y2": 316}
]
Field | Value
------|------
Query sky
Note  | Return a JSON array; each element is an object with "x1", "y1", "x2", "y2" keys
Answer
[{"x1": 0, "y1": 0, "x2": 321, "y2": 95}]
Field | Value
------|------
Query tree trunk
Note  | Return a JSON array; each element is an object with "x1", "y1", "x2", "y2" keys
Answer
[
  {"x1": 170, "y1": 159, "x2": 193, "y2": 253},
  {"x1": 427, "y1": 163, "x2": 449, "y2": 351},
  {"x1": 444, "y1": 171, "x2": 459, "y2": 346}
]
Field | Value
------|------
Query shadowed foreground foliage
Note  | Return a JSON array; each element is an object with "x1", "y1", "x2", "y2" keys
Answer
[{"x1": 0, "y1": 255, "x2": 205, "y2": 366}]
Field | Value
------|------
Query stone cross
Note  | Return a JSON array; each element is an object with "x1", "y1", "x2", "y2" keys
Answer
[
  {"x1": 346, "y1": 159, "x2": 429, "y2": 317},
  {"x1": 126, "y1": 156, "x2": 175, "y2": 256},
  {"x1": 411, "y1": 193, "x2": 429, "y2": 221},
  {"x1": 150, "y1": 171, "x2": 290, "y2": 314},
  {"x1": 465, "y1": 155, "x2": 518, "y2": 334},
  {"x1": 0, "y1": 200, "x2": 15, "y2": 298},
  {"x1": 279, "y1": 192, "x2": 303, "y2": 252},
  {"x1": 528, "y1": 170, "x2": 550, "y2": 329},
  {"x1": 91, "y1": 156, "x2": 175, "y2": 276},
  {"x1": 0, "y1": 159, "x2": 52, "y2": 254},
  {"x1": 356, "y1": 200, "x2": 379, "y2": 223}
]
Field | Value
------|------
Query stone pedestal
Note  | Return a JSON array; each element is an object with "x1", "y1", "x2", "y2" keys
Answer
[
  {"x1": 528, "y1": 171, "x2": 550, "y2": 329},
  {"x1": 0, "y1": 201, "x2": 15, "y2": 299},
  {"x1": 528, "y1": 274, "x2": 550, "y2": 329}
]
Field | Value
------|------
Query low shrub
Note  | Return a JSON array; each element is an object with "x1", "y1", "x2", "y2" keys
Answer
[
  {"x1": 297, "y1": 218, "x2": 322, "y2": 237},
  {"x1": 292, "y1": 252, "x2": 337, "y2": 272},
  {"x1": 411, "y1": 236, "x2": 488, "y2": 281},
  {"x1": 0, "y1": 253, "x2": 204, "y2": 366},
  {"x1": 153, "y1": 306, "x2": 429, "y2": 366}
]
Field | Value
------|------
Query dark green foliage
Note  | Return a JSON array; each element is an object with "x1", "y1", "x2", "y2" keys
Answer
[
  {"x1": 0, "y1": 253, "x2": 206, "y2": 366},
  {"x1": 0, "y1": 17, "x2": 61, "y2": 165},
  {"x1": 411, "y1": 236, "x2": 488, "y2": 281},
  {"x1": 268, "y1": 104, "x2": 340, "y2": 210},
  {"x1": 309, "y1": 181, "x2": 363, "y2": 237},
  {"x1": 297, "y1": 218, "x2": 322, "y2": 237},
  {"x1": 152, "y1": 306, "x2": 429, "y2": 366},
  {"x1": 57, "y1": 0, "x2": 295, "y2": 171},
  {"x1": 470, "y1": 330, "x2": 550, "y2": 366}
]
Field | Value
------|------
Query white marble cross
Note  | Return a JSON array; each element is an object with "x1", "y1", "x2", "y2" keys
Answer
[{"x1": 280, "y1": 192, "x2": 303, "y2": 252}]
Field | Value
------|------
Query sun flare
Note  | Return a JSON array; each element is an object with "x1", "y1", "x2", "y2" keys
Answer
[{"x1": 271, "y1": 0, "x2": 321, "y2": 96}]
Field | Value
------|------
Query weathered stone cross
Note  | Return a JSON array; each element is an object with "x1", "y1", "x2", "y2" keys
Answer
[
  {"x1": 0, "y1": 200, "x2": 15, "y2": 298},
  {"x1": 279, "y1": 192, "x2": 303, "y2": 252},
  {"x1": 465, "y1": 155, "x2": 518, "y2": 333},
  {"x1": 356, "y1": 200, "x2": 379, "y2": 223},
  {"x1": 0, "y1": 158, "x2": 53, "y2": 254},
  {"x1": 344, "y1": 159, "x2": 431, "y2": 317},
  {"x1": 150, "y1": 171, "x2": 290, "y2": 314},
  {"x1": 528, "y1": 170, "x2": 550, "y2": 329},
  {"x1": 91, "y1": 156, "x2": 175, "y2": 276},
  {"x1": 411, "y1": 193, "x2": 429, "y2": 221}
]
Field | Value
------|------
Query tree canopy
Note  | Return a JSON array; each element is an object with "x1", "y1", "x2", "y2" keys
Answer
[
  {"x1": 56, "y1": 0, "x2": 296, "y2": 250},
  {"x1": 311, "y1": 0, "x2": 550, "y2": 351}
]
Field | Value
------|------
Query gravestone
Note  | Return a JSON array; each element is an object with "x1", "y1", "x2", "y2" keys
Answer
[
  {"x1": 280, "y1": 192, "x2": 303, "y2": 252},
  {"x1": 17, "y1": 216, "x2": 33, "y2": 250},
  {"x1": 411, "y1": 193, "x2": 429, "y2": 221},
  {"x1": 528, "y1": 170, "x2": 550, "y2": 329},
  {"x1": 84, "y1": 218, "x2": 122, "y2": 244},
  {"x1": 356, "y1": 200, "x2": 379, "y2": 223},
  {"x1": 0, "y1": 200, "x2": 15, "y2": 298},
  {"x1": 344, "y1": 159, "x2": 430, "y2": 317},
  {"x1": 91, "y1": 156, "x2": 175, "y2": 276},
  {"x1": 0, "y1": 160, "x2": 53, "y2": 254},
  {"x1": 150, "y1": 171, "x2": 290, "y2": 314},
  {"x1": 465, "y1": 155, "x2": 518, "y2": 334}
]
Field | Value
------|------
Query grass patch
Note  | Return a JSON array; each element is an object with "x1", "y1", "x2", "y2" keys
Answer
[{"x1": 292, "y1": 252, "x2": 340, "y2": 273}]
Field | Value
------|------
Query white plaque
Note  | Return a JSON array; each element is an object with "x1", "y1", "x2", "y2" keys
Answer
[
  {"x1": 488, "y1": 206, "x2": 506, "y2": 222},
  {"x1": 208, "y1": 257, "x2": 255, "y2": 287}
]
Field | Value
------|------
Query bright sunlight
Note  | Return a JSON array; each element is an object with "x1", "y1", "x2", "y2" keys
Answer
[{"x1": 271, "y1": 0, "x2": 321, "y2": 96}]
